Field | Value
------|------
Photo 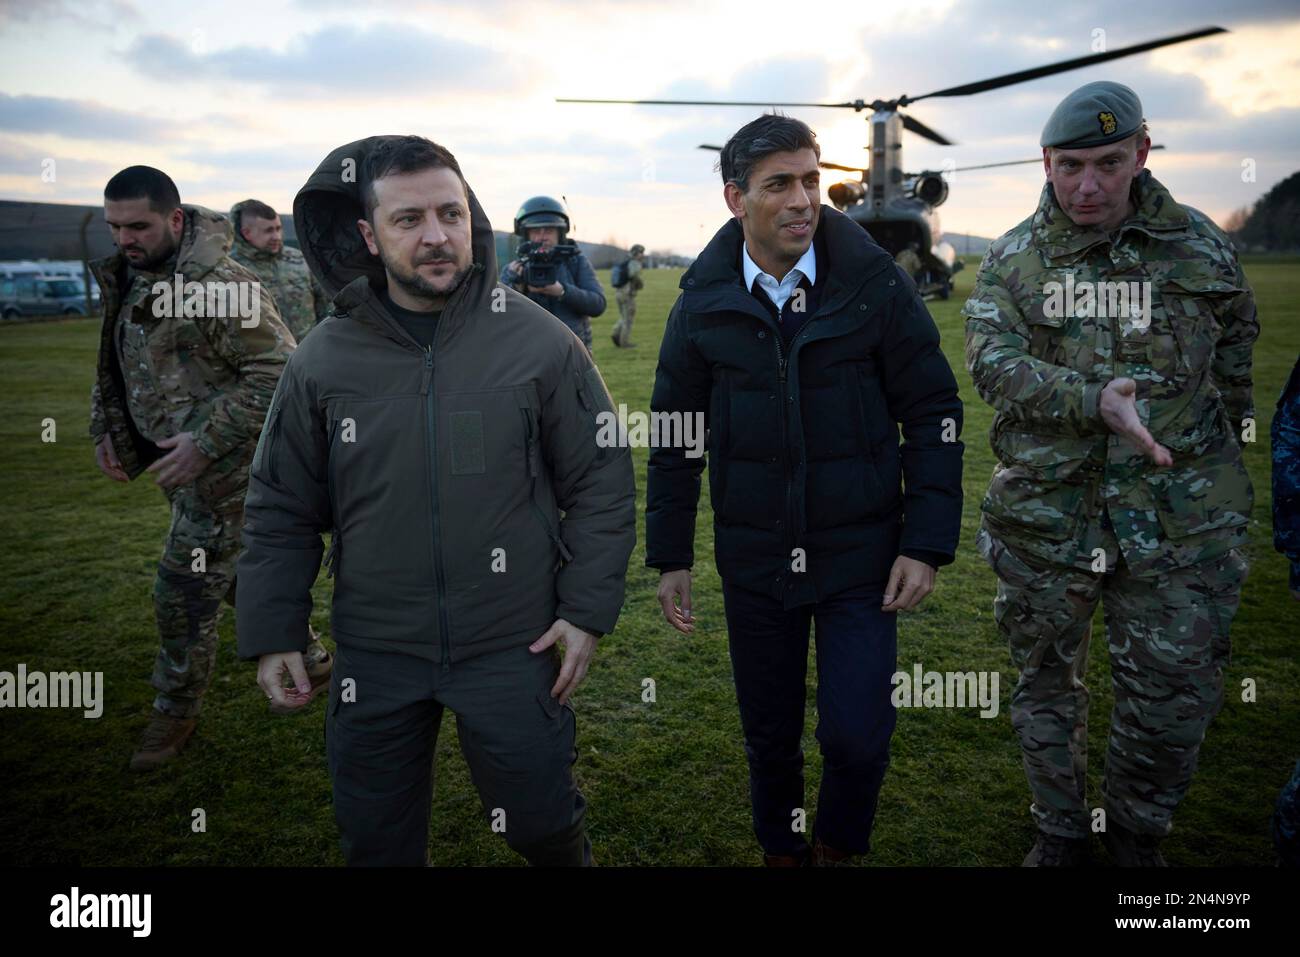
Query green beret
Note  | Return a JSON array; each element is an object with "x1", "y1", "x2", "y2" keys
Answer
[{"x1": 1040, "y1": 81, "x2": 1144, "y2": 149}]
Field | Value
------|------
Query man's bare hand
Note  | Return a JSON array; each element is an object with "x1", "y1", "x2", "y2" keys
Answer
[
  {"x1": 528, "y1": 281, "x2": 565, "y2": 298},
  {"x1": 1100, "y1": 378, "x2": 1173, "y2": 467},
  {"x1": 657, "y1": 569, "x2": 695, "y2": 635},
  {"x1": 147, "y1": 431, "x2": 211, "y2": 489},
  {"x1": 530, "y1": 618, "x2": 598, "y2": 706},
  {"x1": 882, "y1": 556, "x2": 936, "y2": 612},
  {"x1": 257, "y1": 651, "x2": 312, "y2": 712},
  {"x1": 95, "y1": 434, "x2": 128, "y2": 483}
]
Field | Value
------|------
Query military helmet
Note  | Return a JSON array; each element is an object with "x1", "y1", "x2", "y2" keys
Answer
[
  {"x1": 515, "y1": 195, "x2": 570, "y2": 237},
  {"x1": 630, "y1": 244, "x2": 646, "y2": 256}
]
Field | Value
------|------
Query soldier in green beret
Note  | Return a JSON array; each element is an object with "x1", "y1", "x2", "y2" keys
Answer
[{"x1": 963, "y1": 81, "x2": 1259, "y2": 866}]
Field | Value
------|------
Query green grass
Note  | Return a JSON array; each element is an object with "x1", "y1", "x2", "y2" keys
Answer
[{"x1": 1, "y1": 256, "x2": 1296, "y2": 866}]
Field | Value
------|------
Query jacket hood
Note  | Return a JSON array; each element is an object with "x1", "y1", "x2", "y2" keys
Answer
[
  {"x1": 292, "y1": 136, "x2": 497, "y2": 315},
  {"x1": 682, "y1": 205, "x2": 893, "y2": 307},
  {"x1": 93, "y1": 204, "x2": 233, "y2": 285}
]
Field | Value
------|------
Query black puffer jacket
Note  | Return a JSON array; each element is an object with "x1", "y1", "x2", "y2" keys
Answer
[
  {"x1": 236, "y1": 136, "x2": 636, "y2": 665},
  {"x1": 646, "y1": 207, "x2": 963, "y2": 607}
]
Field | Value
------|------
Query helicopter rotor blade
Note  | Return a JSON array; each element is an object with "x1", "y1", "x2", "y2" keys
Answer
[
  {"x1": 903, "y1": 27, "x2": 1226, "y2": 104},
  {"x1": 698, "y1": 144, "x2": 866, "y2": 173},
  {"x1": 560, "y1": 97, "x2": 868, "y2": 109},
  {"x1": 947, "y1": 143, "x2": 1165, "y2": 172},
  {"x1": 900, "y1": 113, "x2": 955, "y2": 146}
]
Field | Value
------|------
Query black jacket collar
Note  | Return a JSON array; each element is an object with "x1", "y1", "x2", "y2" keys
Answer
[{"x1": 681, "y1": 205, "x2": 894, "y2": 316}]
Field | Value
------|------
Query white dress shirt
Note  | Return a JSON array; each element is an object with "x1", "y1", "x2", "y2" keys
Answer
[{"x1": 741, "y1": 240, "x2": 817, "y2": 313}]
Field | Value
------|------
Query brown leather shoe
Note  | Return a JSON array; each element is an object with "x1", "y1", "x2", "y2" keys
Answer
[
  {"x1": 129, "y1": 709, "x2": 197, "y2": 772},
  {"x1": 812, "y1": 839, "x2": 854, "y2": 867}
]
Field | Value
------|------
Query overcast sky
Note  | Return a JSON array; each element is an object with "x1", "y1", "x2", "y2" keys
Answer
[{"x1": 1, "y1": 0, "x2": 1297, "y2": 255}]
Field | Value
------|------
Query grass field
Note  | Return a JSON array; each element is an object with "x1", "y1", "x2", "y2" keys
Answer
[{"x1": 1, "y1": 255, "x2": 1297, "y2": 866}]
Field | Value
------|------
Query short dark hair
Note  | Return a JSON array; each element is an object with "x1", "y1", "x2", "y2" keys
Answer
[
  {"x1": 719, "y1": 113, "x2": 820, "y2": 193},
  {"x1": 362, "y1": 135, "x2": 467, "y2": 221},
  {"x1": 233, "y1": 199, "x2": 277, "y2": 234},
  {"x1": 104, "y1": 165, "x2": 181, "y2": 215}
]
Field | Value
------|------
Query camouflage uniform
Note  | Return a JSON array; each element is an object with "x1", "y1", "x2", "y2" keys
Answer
[
  {"x1": 963, "y1": 170, "x2": 1258, "y2": 840},
  {"x1": 611, "y1": 257, "x2": 643, "y2": 347},
  {"x1": 229, "y1": 203, "x2": 328, "y2": 342},
  {"x1": 895, "y1": 246, "x2": 923, "y2": 280},
  {"x1": 89, "y1": 205, "x2": 320, "y2": 719}
]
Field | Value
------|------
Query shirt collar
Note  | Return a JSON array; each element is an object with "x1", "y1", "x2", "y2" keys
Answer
[{"x1": 741, "y1": 239, "x2": 817, "y2": 292}]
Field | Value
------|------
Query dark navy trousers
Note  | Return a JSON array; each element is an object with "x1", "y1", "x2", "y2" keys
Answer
[{"x1": 722, "y1": 579, "x2": 899, "y2": 858}]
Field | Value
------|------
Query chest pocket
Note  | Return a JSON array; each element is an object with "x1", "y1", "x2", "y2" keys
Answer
[
  {"x1": 1026, "y1": 311, "x2": 1069, "y2": 366},
  {"x1": 1159, "y1": 275, "x2": 1236, "y2": 375}
]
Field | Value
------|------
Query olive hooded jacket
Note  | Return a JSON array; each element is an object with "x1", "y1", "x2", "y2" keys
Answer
[{"x1": 235, "y1": 136, "x2": 636, "y2": 667}]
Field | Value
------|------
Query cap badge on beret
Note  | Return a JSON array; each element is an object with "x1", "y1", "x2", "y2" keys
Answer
[{"x1": 1098, "y1": 111, "x2": 1117, "y2": 136}]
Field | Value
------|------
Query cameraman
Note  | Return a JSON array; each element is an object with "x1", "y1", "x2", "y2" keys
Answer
[{"x1": 501, "y1": 195, "x2": 606, "y2": 351}]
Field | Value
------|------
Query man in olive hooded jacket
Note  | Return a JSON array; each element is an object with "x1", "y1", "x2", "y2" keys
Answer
[{"x1": 235, "y1": 135, "x2": 636, "y2": 866}]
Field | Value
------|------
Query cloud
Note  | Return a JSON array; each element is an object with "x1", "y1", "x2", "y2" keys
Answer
[
  {"x1": 0, "y1": 92, "x2": 174, "y2": 140},
  {"x1": 0, "y1": 0, "x2": 140, "y2": 30},
  {"x1": 123, "y1": 23, "x2": 530, "y2": 98}
]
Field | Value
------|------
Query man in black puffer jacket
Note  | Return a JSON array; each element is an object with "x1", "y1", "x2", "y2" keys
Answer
[{"x1": 647, "y1": 114, "x2": 963, "y2": 866}]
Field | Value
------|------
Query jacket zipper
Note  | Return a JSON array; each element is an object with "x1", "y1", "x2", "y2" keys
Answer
[
  {"x1": 520, "y1": 406, "x2": 574, "y2": 565},
  {"x1": 323, "y1": 417, "x2": 340, "y2": 578},
  {"x1": 424, "y1": 345, "x2": 452, "y2": 674},
  {"x1": 265, "y1": 405, "x2": 282, "y2": 486},
  {"x1": 774, "y1": 332, "x2": 795, "y2": 573}
]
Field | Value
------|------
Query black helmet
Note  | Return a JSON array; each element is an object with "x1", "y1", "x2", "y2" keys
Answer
[{"x1": 514, "y1": 195, "x2": 570, "y2": 237}]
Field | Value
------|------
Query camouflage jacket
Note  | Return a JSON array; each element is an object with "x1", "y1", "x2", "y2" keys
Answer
[
  {"x1": 89, "y1": 204, "x2": 295, "y2": 511},
  {"x1": 229, "y1": 231, "x2": 328, "y2": 341},
  {"x1": 963, "y1": 170, "x2": 1258, "y2": 576},
  {"x1": 618, "y1": 257, "x2": 644, "y2": 297}
]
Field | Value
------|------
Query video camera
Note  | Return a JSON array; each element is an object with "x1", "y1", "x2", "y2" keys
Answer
[{"x1": 516, "y1": 240, "x2": 579, "y2": 288}]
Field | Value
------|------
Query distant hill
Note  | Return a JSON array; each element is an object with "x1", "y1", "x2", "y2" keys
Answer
[
  {"x1": 940, "y1": 232, "x2": 993, "y2": 256},
  {"x1": 1228, "y1": 171, "x2": 1300, "y2": 253},
  {"x1": 0, "y1": 199, "x2": 634, "y2": 268}
]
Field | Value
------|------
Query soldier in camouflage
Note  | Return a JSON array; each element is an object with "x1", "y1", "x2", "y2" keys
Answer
[
  {"x1": 610, "y1": 243, "x2": 644, "y2": 348},
  {"x1": 230, "y1": 198, "x2": 334, "y2": 666},
  {"x1": 963, "y1": 83, "x2": 1259, "y2": 866},
  {"x1": 229, "y1": 198, "x2": 329, "y2": 341},
  {"x1": 90, "y1": 166, "x2": 330, "y2": 772}
]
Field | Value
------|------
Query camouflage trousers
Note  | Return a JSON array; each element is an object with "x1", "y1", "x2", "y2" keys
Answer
[
  {"x1": 612, "y1": 291, "x2": 637, "y2": 346},
  {"x1": 152, "y1": 485, "x2": 329, "y2": 719},
  {"x1": 978, "y1": 527, "x2": 1247, "y2": 839}
]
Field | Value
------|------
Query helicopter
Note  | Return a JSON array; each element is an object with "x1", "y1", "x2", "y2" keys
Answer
[{"x1": 558, "y1": 26, "x2": 1224, "y2": 299}]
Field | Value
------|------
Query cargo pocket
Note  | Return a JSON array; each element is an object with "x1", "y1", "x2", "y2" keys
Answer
[
  {"x1": 537, "y1": 687, "x2": 562, "y2": 721},
  {"x1": 1025, "y1": 311, "x2": 1069, "y2": 365},
  {"x1": 982, "y1": 466, "x2": 1085, "y2": 542},
  {"x1": 1149, "y1": 466, "x2": 1251, "y2": 539},
  {"x1": 1192, "y1": 549, "x2": 1248, "y2": 668}
]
